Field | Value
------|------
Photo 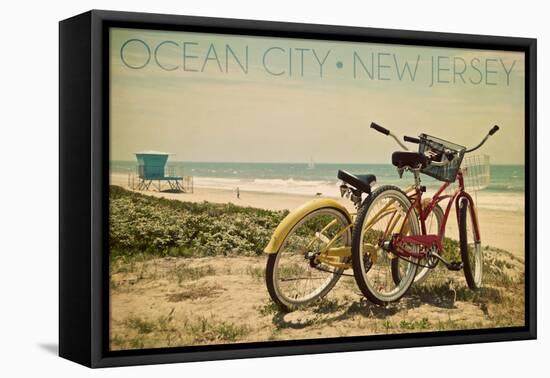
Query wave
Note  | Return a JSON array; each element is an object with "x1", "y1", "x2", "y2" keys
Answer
[
  {"x1": 193, "y1": 176, "x2": 524, "y2": 206},
  {"x1": 194, "y1": 177, "x2": 342, "y2": 197}
]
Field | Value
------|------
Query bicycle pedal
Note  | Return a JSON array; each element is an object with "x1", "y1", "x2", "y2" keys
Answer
[{"x1": 446, "y1": 261, "x2": 463, "y2": 271}]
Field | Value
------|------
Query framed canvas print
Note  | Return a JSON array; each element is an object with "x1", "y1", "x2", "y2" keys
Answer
[{"x1": 59, "y1": 10, "x2": 537, "y2": 368}]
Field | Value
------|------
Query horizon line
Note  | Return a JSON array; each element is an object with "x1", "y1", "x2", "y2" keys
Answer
[{"x1": 109, "y1": 159, "x2": 525, "y2": 166}]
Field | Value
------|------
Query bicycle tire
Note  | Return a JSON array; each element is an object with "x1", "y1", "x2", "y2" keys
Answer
[
  {"x1": 351, "y1": 185, "x2": 419, "y2": 306},
  {"x1": 266, "y1": 207, "x2": 351, "y2": 312},
  {"x1": 459, "y1": 197, "x2": 483, "y2": 289}
]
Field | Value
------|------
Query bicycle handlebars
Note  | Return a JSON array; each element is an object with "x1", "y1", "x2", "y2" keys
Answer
[
  {"x1": 370, "y1": 122, "x2": 390, "y2": 135},
  {"x1": 464, "y1": 125, "x2": 500, "y2": 153},
  {"x1": 403, "y1": 135, "x2": 420, "y2": 144},
  {"x1": 370, "y1": 122, "x2": 409, "y2": 151},
  {"x1": 372, "y1": 121, "x2": 500, "y2": 154},
  {"x1": 370, "y1": 122, "x2": 500, "y2": 168}
]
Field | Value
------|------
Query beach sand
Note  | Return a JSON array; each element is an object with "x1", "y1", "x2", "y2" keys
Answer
[
  {"x1": 109, "y1": 173, "x2": 526, "y2": 350},
  {"x1": 110, "y1": 249, "x2": 525, "y2": 350},
  {"x1": 110, "y1": 173, "x2": 525, "y2": 260}
]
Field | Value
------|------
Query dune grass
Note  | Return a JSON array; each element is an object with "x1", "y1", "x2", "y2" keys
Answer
[{"x1": 110, "y1": 185, "x2": 287, "y2": 259}]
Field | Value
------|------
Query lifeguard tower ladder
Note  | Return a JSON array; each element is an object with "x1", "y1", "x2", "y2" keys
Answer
[{"x1": 131, "y1": 151, "x2": 193, "y2": 192}]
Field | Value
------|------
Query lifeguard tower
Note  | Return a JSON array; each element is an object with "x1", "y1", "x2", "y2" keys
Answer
[{"x1": 130, "y1": 151, "x2": 193, "y2": 192}]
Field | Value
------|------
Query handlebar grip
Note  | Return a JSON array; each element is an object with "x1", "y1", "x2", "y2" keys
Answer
[
  {"x1": 370, "y1": 122, "x2": 390, "y2": 136},
  {"x1": 489, "y1": 125, "x2": 500, "y2": 136},
  {"x1": 404, "y1": 136, "x2": 421, "y2": 144}
]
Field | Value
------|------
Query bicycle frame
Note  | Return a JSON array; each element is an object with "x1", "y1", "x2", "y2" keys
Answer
[
  {"x1": 314, "y1": 170, "x2": 482, "y2": 269},
  {"x1": 315, "y1": 185, "x2": 416, "y2": 268},
  {"x1": 392, "y1": 169, "x2": 481, "y2": 259}
]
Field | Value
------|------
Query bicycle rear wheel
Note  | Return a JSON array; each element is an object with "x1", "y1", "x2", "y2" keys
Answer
[
  {"x1": 351, "y1": 186, "x2": 420, "y2": 306},
  {"x1": 266, "y1": 208, "x2": 351, "y2": 312},
  {"x1": 459, "y1": 197, "x2": 483, "y2": 289}
]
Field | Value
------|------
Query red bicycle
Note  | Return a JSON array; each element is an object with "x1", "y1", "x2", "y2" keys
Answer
[{"x1": 351, "y1": 122, "x2": 500, "y2": 305}]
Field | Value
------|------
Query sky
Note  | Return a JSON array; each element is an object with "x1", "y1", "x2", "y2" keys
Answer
[{"x1": 110, "y1": 28, "x2": 525, "y2": 164}]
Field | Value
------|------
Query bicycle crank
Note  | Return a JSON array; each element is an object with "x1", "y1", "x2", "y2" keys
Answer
[{"x1": 430, "y1": 251, "x2": 463, "y2": 271}]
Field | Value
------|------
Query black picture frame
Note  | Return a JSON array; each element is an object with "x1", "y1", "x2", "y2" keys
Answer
[{"x1": 59, "y1": 9, "x2": 537, "y2": 368}]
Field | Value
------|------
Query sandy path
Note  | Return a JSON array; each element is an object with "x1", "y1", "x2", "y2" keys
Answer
[{"x1": 109, "y1": 252, "x2": 524, "y2": 351}]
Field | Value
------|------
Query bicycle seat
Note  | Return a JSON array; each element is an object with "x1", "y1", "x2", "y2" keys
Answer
[
  {"x1": 337, "y1": 170, "x2": 376, "y2": 193},
  {"x1": 392, "y1": 151, "x2": 428, "y2": 169}
]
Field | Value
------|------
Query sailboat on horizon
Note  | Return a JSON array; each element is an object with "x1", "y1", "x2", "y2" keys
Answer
[{"x1": 307, "y1": 156, "x2": 315, "y2": 169}]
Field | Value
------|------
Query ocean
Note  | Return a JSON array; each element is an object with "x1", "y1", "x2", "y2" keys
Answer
[{"x1": 110, "y1": 161, "x2": 524, "y2": 198}]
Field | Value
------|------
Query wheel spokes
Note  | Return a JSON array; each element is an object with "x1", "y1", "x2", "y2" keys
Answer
[
  {"x1": 356, "y1": 189, "x2": 419, "y2": 302},
  {"x1": 275, "y1": 209, "x2": 350, "y2": 305}
]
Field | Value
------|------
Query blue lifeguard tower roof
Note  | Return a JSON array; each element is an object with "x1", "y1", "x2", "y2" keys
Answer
[
  {"x1": 134, "y1": 151, "x2": 176, "y2": 180},
  {"x1": 131, "y1": 151, "x2": 191, "y2": 192}
]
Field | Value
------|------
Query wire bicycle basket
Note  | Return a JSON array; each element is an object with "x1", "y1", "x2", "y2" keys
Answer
[
  {"x1": 461, "y1": 154, "x2": 491, "y2": 191},
  {"x1": 418, "y1": 134, "x2": 466, "y2": 182}
]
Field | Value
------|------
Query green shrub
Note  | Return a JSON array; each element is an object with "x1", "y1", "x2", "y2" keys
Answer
[{"x1": 109, "y1": 186, "x2": 287, "y2": 257}]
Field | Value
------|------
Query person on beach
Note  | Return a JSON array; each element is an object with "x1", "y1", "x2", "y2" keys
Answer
[{"x1": 236, "y1": 187, "x2": 240, "y2": 199}]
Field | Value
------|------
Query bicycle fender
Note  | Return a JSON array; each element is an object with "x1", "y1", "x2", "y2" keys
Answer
[{"x1": 264, "y1": 198, "x2": 352, "y2": 254}]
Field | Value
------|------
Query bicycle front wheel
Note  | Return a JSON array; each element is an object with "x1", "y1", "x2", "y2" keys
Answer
[
  {"x1": 266, "y1": 207, "x2": 351, "y2": 312},
  {"x1": 351, "y1": 186, "x2": 420, "y2": 306},
  {"x1": 459, "y1": 197, "x2": 483, "y2": 289}
]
